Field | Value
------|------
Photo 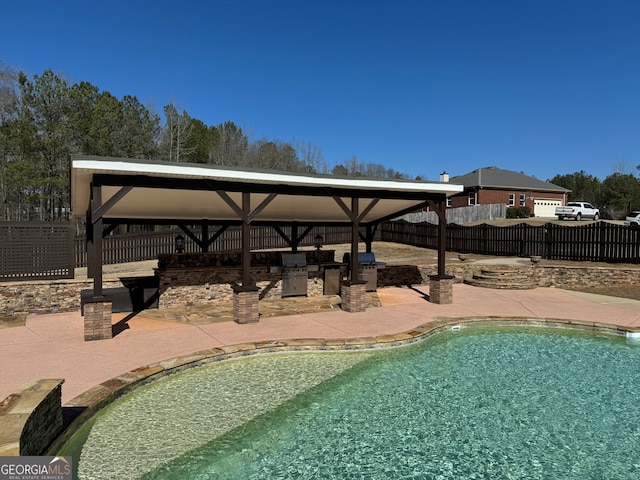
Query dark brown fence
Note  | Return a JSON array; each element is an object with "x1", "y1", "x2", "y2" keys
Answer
[
  {"x1": 380, "y1": 221, "x2": 640, "y2": 262},
  {"x1": 5, "y1": 220, "x2": 640, "y2": 282},
  {"x1": 0, "y1": 222, "x2": 74, "y2": 281},
  {"x1": 73, "y1": 225, "x2": 361, "y2": 268}
]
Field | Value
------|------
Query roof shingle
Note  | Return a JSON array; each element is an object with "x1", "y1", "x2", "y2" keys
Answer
[{"x1": 450, "y1": 166, "x2": 568, "y2": 192}]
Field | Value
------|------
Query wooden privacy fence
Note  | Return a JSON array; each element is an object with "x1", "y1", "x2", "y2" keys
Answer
[
  {"x1": 400, "y1": 204, "x2": 508, "y2": 225},
  {"x1": 73, "y1": 225, "x2": 362, "y2": 268},
  {"x1": 380, "y1": 221, "x2": 640, "y2": 262},
  {"x1": 0, "y1": 222, "x2": 74, "y2": 281},
  {"x1": 4, "y1": 220, "x2": 640, "y2": 282}
]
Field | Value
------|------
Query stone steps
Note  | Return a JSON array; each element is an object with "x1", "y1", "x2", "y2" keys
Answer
[{"x1": 464, "y1": 265, "x2": 537, "y2": 290}]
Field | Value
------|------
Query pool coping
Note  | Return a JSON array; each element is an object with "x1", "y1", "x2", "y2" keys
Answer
[{"x1": 46, "y1": 315, "x2": 639, "y2": 455}]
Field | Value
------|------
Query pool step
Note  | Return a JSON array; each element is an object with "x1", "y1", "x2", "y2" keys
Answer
[{"x1": 464, "y1": 265, "x2": 537, "y2": 290}]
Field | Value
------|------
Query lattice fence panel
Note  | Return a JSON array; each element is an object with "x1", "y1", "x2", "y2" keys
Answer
[{"x1": 0, "y1": 222, "x2": 74, "y2": 281}]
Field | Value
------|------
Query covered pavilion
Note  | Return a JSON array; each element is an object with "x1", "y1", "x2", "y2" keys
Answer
[{"x1": 70, "y1": 155, "x2": 463, "y2": 340}]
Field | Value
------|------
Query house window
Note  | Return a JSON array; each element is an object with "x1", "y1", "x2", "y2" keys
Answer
[
  {"x1": 508, "y1": 194, "x2": 515, "y2": 206},
  {"x1": 446, "y1": 197, "x2": 452, "y2": 207},
  {"x1": 519, "y1": 194, "x2": 526, "y2": 206},
  {"x1": 468, "y1": 191, "x2": 476, "y2": 206}
]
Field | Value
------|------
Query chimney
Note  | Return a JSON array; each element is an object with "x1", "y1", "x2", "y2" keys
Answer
[{"x1": 440, "y1": 171, "x2": 449, "y2": 183}]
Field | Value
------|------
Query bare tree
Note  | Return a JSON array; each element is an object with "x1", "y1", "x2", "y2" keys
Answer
[
  {"x1": 160, "y1": 103, "x2": 195, "y2": 162},
  {"x1": 209, "y1": 121, "x2": 248, "y2": 166},
  {"x1": 245, "y1": 140, "x2": 279, "y2": 169},
  {"x1": 244, "y1": 139, "x2": 310, "y2": 172},
  {"x1": 0, "y1": 62, "x2": 18, "y2": 121},
  {"x1": 341, "y1": 156, "x2": 365, "y2": 176},
  {"x1": 364, "y1": 163, "x2": 387, "y2": 178},
  {"x1": 295, "y1": 139, "x2": 328, "y2": 174},
  {"x1": 612, "y1": 159, "x2": 632, "y2": 175}
]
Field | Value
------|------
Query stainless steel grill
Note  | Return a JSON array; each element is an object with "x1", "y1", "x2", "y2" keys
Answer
[
  {"x1": 342, "y1": 252, "x2": 386, "y2": 292},
  {"x1": 281, "y1": 252, "x2": 308, "y2": 297}
]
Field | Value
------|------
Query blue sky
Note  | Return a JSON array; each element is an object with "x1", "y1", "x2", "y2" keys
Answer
[{"x1": 2, "y1": 0, "x2": 639, "y2": 182}]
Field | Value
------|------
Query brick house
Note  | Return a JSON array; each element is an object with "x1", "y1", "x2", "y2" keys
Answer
[{"x1": 446, "y1": 166, "x2": 569, "y2": 217}]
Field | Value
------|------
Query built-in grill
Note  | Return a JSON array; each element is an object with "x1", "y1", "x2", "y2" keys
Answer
[
  {"x1": 342, "y1": 252, "x2": 386, "y2": 292},
  {"x1": 281, "y1": 252, "x2": 308, "y2": 297}
]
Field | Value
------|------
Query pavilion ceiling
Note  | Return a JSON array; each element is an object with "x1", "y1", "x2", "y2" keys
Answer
[{"x1": 71, "y1": 155, "x2": 463, "y2": 225}]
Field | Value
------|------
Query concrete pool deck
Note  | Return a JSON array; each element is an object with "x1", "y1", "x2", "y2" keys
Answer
[{"x1": 2, "y1": 283, "x2": 640, "y2": 405}]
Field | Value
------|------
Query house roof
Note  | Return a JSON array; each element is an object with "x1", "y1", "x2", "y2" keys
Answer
[
  {"x1": 449, "y1": 166, "x2": 569, "y2": 193},
  {"x1": 70, "y1": 155, "x2": 464, "y2": 224}
]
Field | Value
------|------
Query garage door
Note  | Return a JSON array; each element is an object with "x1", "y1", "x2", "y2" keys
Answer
[{"x1": 533, "y1": 199, "x2": 561, "y2": 217}]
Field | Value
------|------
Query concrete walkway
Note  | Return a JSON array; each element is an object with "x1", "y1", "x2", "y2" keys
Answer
[{"x1": 2, "y1": 284, "x2": 640, "y2": 405}]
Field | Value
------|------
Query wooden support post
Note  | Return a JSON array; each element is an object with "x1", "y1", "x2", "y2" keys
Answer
[
  {"x1": 437, "y1": 197, "x2": 446, "y2": 277},
  {"x1": 339, "y1": 197, "x2": 368, "y2": 312},
  {"x1": 202, "y1": 220, "x2": 209, "y2": 253},
  {"x1": 291, "y1": 222, "x2": 299, "y2": 252},
  {"x1": 91, "y1": 183, "x2": 103, "y2": 297},
  {"x1": 350, "y1": 197, "x2": 359, "y2": 281},
  {"x1": 234, "y1": 192, "x2": 259, "y2": 323},
  {"x1": 428, "y1": 195, "x2": 448, "y2": 277},
  {"x1": 426, "y1": 195, "x2": 455, "y2": 304},
  {"x1": 241, "y1": 192, "x2": 251, "y2": 287},
  {"x1": 365, "y1": 224, "x2": 374, "y2": 253}
]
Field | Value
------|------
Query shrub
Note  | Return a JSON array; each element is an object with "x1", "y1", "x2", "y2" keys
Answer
[
  {"x1": 506, "y1": 206, "x2": 531, "y2": 218},
  {"x1": 519, "y1": 206, "x2": 531, "y2": 218},
  {"x1": 506, "y1": 207, "x2": 519, "y2": 219}
]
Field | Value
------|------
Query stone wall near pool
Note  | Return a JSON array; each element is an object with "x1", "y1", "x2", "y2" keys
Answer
[{"x1": 1, "y1": 258, "x2": 640, "y2": 316}]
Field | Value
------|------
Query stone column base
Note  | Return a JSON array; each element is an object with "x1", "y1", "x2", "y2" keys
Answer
[
  {"x1": 84, "y1": 296, "x2": 113, "y2": 341},
  {"x1": 340, "y1": 281, "x2": 367, "y2": 313},
  {"x1": 429, "y1": 275, "x2": 455, "y2": 304},
  {"x1": 233, "y1": 285, "x2": 260, "y2": 324}
]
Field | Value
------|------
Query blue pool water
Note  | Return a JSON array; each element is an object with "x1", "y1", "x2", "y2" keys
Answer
[{"x1": 63, "y1": 327, "x2": 640, "y2": 479}]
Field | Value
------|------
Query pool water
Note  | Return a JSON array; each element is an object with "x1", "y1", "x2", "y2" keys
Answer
[{"x1": 63, "y1": 327, "x2": 640, "y2": 479}]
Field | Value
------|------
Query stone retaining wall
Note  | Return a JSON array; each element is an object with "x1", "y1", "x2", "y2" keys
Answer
[
  {"x1": 382, "y1": 263, "x2": 640, "y2": 290},
  {"x1": 0, "y1": 279, "x2": 125, "y2": 316},
  {"x1": 450, "y1": 263, "x2": 640, "y2": 289},
  {"x1": 530, "y1": 265, "x2": 640, "y2": 288},
  {"x1": 0, "y1": 379, "x2": 64, "y2": 456},
  {"x1": 2, "y1": 261, "x2": 640, "y2": 316}
]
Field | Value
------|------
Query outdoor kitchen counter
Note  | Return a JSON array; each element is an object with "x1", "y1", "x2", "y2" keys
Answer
[
  {"x1": 269, "y1": 261, "x2": 346, "y2": 274},
  {"x1": 314, "y1": 261, "x2": 348, "y2": 274},
  {"x1": 157, "y1": 250, "x2": 338, "y2": 270}
]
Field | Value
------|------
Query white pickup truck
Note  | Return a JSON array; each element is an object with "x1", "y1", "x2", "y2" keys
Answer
[{"x1": 555, "y1": 202, "x2": 600, "y2": 221}]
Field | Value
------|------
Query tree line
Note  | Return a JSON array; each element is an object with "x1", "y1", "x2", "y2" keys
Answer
[
  {"x1": 0, "y1": 62, "x2": 416, "y2": 222},
  {"x1": 548, "y1": 168, "x2": 640, "y2": 219},
  {"x1": 1, "y1": 61, "x2": 638, "y2": 223}
]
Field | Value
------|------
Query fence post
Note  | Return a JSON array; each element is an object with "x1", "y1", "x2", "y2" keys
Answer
[
  {"x1": 544, "y1": 224, "x2": 552, "y2": 259},
  {"x1": 598, "y1": 221, "x2": 606, "y2": 262}
]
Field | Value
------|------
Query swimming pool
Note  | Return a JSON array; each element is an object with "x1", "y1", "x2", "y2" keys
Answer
[{"x1": 62, "y1": 326, "x2": 640, "y2": 479}]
